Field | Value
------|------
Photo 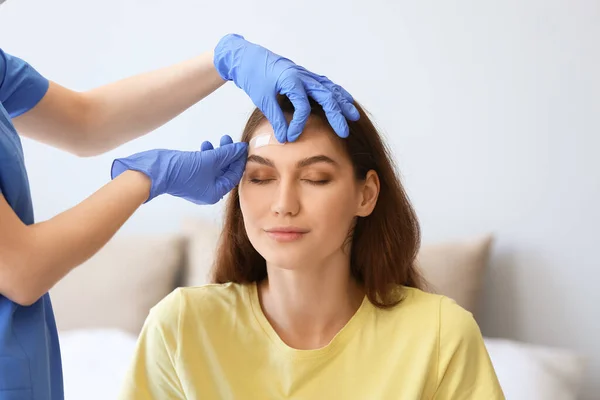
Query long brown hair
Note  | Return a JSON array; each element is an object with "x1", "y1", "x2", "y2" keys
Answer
[{"x1": 212, "y1": 95, "x2": 425, "y2": 308}]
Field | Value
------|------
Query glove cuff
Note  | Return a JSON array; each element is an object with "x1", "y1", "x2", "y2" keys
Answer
[{"x1": 213, "y1": 33, "x2": 246, "y2": 82}]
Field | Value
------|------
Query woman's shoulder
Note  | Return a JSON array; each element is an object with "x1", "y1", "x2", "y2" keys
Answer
[
  {"x1": 394, "y1": 289, "x2": 503, "y2": 397},
  {"x1": 386, "y1": 286, "x2": 481, "y2": 338},
  {"x1": 177, "y1": 281, "x2": 250, "y2": 302},
  {"x1": 147, "y1": 282, "x2": 252, "y2": 325},
  {"x1": 393, "y1": 285, "x2": 472, "y2": 311}
]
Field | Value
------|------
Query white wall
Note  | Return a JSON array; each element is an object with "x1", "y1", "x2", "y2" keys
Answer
[{"x1": 2, "y1": 0, "x2": 599, "y2": 397}]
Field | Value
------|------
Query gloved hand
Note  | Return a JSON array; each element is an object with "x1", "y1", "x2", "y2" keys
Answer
[
  {"x1": 111, "y1": 135, "x2": 247, "y2": 205},
  {"x1": 213, "y1": 33, "x2": 360, "y2": 143}
]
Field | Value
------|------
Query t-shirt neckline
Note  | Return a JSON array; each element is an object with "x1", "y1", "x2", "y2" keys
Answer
[{"x1": 247, "y1": 281, "x2": 372, "y2": 360}]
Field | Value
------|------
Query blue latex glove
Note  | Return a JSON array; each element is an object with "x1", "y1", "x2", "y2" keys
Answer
[
  {"x1": 213, "y1": 34, "x2": 360, "y2": 143},
  {"x1": 111, "y1": 135, "x2": 247, "y2": 204}
]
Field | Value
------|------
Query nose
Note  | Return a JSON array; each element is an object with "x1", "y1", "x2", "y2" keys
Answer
[{"x1": 270, "y1": 179, "x2": 300, "y2": 217}]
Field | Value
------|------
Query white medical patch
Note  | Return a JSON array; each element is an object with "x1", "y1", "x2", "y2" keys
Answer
[{"x1": 249, "y1": 133, "x2": 284, "y2": 149}]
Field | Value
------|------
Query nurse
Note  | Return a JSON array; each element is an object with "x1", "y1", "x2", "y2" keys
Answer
[{"x1": 0, "y1": 30, "x2": 359, "y2": 400}]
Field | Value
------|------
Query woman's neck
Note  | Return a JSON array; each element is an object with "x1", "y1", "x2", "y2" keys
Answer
[{"x1": 258, "y1": 252, "x2": 365, "y2": 350}]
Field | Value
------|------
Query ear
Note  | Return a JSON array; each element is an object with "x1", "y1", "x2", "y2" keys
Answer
[{"x1": 356, "y1": 170, "x2": 380, "y2": 217}]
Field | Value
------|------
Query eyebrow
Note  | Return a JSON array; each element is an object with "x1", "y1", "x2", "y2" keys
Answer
[{"x1": 246, "y1": 154, "x2": 338, "y2": 168}]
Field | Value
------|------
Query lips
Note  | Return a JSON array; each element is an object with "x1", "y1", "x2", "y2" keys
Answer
[{"x1": 264, "y1": 227, "x2": 309, "y2": 242}]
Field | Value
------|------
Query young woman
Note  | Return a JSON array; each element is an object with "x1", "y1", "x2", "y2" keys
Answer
[{"x1": 119, "y1": 96, "x2": 505, "y2": 399}]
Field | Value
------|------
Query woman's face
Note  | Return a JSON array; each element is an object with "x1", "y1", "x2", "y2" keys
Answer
[{"x1": 239, "y1": 117, "x2": 378, "y2": 271}]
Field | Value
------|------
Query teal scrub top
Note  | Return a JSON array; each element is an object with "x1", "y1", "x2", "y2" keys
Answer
[{"x1": 0, "y1": 48, "x2": 64, "y2": 400}]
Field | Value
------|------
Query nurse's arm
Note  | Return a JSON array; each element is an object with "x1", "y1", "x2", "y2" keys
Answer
[
  {"x1": 0, "y1": 170, "x2": 150, "y2": 306},
  {"x1": 12, "y1": 50, "x2": 224, "y2": 157}
]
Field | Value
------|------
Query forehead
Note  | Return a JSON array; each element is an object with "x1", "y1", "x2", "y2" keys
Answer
[{"x1": 248, "y1": 118, "x2": 345, "y2": 158}]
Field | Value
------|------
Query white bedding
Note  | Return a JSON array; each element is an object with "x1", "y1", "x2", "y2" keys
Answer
[
  {"x1": 59, "y1": 329, "x2": 586, "y2": 400},
  {"x1": 485, "y1": 337, "x2": 586, "y2": 399},
  {"x1": 59, "y1": 329, "x2": 138, "y2": 400}
]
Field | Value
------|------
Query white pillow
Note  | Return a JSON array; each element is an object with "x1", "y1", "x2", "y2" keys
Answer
[
  {"x1": 484, "y1": 337, "x2": 586, "y2": 400},
  {"x1": 59, "y1": 329, "x2": 138, "y2": 400}
]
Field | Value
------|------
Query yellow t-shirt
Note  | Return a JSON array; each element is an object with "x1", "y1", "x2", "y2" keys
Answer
[{"x1": 119, "y1": 283, "x2": 505, "y2": 400}]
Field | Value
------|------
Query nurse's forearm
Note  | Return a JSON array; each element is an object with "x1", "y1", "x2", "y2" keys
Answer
[
  {"x1": 80, "y1": 50, "x2": 225, "y2": 154},
  {"x1": 0, "y1": 170, "x2": 150, "y2": 306},
  {"x1": 13, "y1": 50, "x2": 225, "y2": 157}
]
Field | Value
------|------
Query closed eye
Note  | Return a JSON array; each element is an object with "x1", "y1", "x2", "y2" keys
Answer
[
  {"x1": 303, "y1": 179, "x2": 330, "y2": 186},
  {"x1": 249, "y1": 178, "x2": 274, "y2": 185},
  {"x1": 248, "y1": 178, "x2": 330, "y2": 186}
]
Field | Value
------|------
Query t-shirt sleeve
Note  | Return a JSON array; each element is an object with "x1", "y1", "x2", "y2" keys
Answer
[
  {"x1": 434, "y1": 297, "x2": 505, "y2": 400},
  {"x1": 0, "y1": 48, "x2": 49, "y2": 118},
  {"x1": 118, "y1": 289, "x2": 186, "y2": 400}
]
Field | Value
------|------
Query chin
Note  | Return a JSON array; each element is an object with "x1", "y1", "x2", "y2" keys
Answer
[
  {"x1": 256, "y1": 246, "x2": 318, "y2": 271},
  {"x1": 266, "y1": 253, "x2": 311, "y2": 270}
]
